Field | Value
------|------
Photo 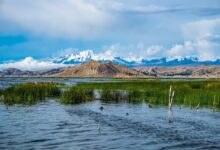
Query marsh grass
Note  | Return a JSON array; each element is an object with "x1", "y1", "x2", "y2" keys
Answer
[
  {"x1": 100, "y1": 89, "x2": 124, "y2": 103},
  {"x1": 127, "y1": 90, "x2": 144, "y2": 104},
  {"x1": 0, "y1": 82, "x2": 60, "y2": 105},
  {"x1": 75, "y1": 80, "x2": 220, "y2": 108},
  {"x1": 60, "y1": 87, "x2": 94, "y2": 104},
  {"x1": 1, "y1": 80, "x2": 220, "y2": 108}
]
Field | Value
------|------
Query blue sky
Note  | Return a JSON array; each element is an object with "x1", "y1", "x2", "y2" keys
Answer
[{"x1": 0, "y1": 0, "x2": 220, "y2": 63}]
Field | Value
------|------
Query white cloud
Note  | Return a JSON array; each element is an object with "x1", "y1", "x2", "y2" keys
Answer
[
  {"x1": 167, "y1": 41, "x2": 196, "y2": 58},
  {"x1": 101, "y1": 32, "x2": 220, "y2": 61},
  {"x1": 167, "y1": 39, "x2": 220, "y2": 61},
  {"x1": 0, "y1": 0, "x2": 113, "y2": 38},
  {"x1": 142, "y1": 45, "x2": 164, "y2": 59},
  {"x1": 94, "y1": 1, "x2": 169, "y2": 14},
  {"x1": 166, "y1": 18, "x2": 220, "y2": 61},
  {"x1": 96, "y1": 50, "x2": 116, "y2": 61},
  {"x1": 0, "y1": 57, "x2": 67, "y2": 71},
  {"x1": 0, "y1": 0, "x2": 173, "y2": 39},
  {"x1": 182, "y1": 18, "x2": 220, "y2": 40},
  {"x1": 53, "y1": 48, "x2": 76, "y2": 57}
]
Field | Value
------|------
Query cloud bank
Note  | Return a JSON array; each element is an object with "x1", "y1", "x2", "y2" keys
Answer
[
  {"x1": 0, "y1": 0, "x2": 113, "y2": 38},
  {"x1": 0, "y1": 0, "x2": 220, "y2": 63},
  {"x1": 0, "y1": 57, "x2": 67, "y2": 71}
]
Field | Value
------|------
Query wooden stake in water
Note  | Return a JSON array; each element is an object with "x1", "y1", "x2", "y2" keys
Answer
[
  {"x1": 196, "y1": 103, "x2": 200, "y2": 110},
  {"x1": 168, "y1": 86, "x2": 174, "y2": 110},
  {"x1": 168, "y1": 86, "x2": 172, "y2": 108},
  {"x1": 97, "y1": 120, "x2": 101, "y2": 133},
  {"x1": 168, "y1": 85, "x2": 174, "y2": 123}
]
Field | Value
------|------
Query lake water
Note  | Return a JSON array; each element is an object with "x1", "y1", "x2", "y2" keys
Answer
[
  {"x1": 0, "y1": 77, "x2": 208, "y2": 89},
  {"x1": 1, "y1": 100, "x2": 220, "y2": 150},
  {"x1": 0, "y1": 78, "x2": 220, "y2": 150},
  {"x1": 0, "y1": 78, "x2": 116, "y2": 89}
]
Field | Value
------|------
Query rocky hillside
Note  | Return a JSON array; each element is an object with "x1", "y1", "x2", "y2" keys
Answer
[
  {"x1": 51, "y1": 61, "x2": 144, "y2": 77},
  {"x1": 0, "y1": 68, "x2": 64, "y2": 77},
  {"x1": 137, "y1": 66, "x2": 220, "y2": 78},
  {"x1": 2, "y1": 62, "x2": 220, "y2": 78}
]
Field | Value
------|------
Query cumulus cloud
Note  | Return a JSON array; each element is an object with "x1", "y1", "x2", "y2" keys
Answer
[
  {"x1": 182, "y1": 18, "x2": 220, "y2": 40},
  {"x1": 101, "y1": 29, "x2": 220, "y2": 61},
  {"x1": 96, "y1": 50, "x2": 116, "y2": 61},
  {"x1": 0, "y1": 0, "x2": 113, "y2": 38},
  {"x1": 142, "y1": 45, "x2": 164, "y2": 59},
  {"x1": 166, "y1": 18, "x2": 220, "y2": 60},
  {"x1": 0, "y1": 57, "x2": 67, "y2": 71},
  {"x1": 167, "y1": 39, "x2": 220, "y2": 61},
  {"x1": 0, "y1": 0, "x2": 177, "y2": 39}
]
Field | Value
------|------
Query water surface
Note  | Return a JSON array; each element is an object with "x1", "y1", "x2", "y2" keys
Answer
[
  {"x1": 1, "y1": 78, "x2": 220, "y2": 149},
  {"x1": 1, "y1": 100, "x2": 220, "y2": 150}
]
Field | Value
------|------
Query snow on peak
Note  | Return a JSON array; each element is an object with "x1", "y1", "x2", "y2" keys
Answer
[
  {"x1": 1, "y1": 50, "x2": 215, "y2": 71},
  {"x1": 53, "y1": 50, "x2": 116, "y2": 64},
  {"x1": 166, "y1": 56, "x2": 198, "y2": 62},
  {"x1": 66, "y1": 50, "x2": 94, "y2": 62}
]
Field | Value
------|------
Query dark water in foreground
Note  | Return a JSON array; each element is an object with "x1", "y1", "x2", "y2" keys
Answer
[{"x1": 1, "y1": 100, "x2": 220, "y2": 150}]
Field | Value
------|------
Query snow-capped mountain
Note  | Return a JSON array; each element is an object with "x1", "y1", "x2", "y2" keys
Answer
[
  {"x1": 52, "y1": 50, "x2": 141, "y2": 66},
  {"x1": 53, "y1": 50, "x2": 96, "y2": 64},
  {"x1": 52, "y1": 50, "x2": 220, "y2": 67}
]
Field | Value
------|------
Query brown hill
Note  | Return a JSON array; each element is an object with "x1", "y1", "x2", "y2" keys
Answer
[
  {"x1": 137, "y1": 66, "x2": 220, "y2": 78},
  {"x1": 2, "y1": 62, "x2": 220, "y2": 78},
  {"x1": 51, "y1": 61, "x2": 144, "y2": 78}
]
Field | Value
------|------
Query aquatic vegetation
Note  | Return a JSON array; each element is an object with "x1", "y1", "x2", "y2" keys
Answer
[
  {"x1": 75, "y1": 80, "x2": 220, "y2": 108},
  {"x1": 100, "y1": 89, "x2": 124, "y2": 103},
  {"x1": 0, "y1": 82, "x2": 61, "y2": 105},
  {"x1": 0, "y1": 89, "x2": 3, "y2": 101},
  {"x1": 60, "y1": 87, "x2": 94, "y2": 104},
  {"x1": 1, "y1": 80, "x2": 220, "y2": 109},
  {"x1": 127, "y1": 90, "x2": 143, "y2": 104},
  {"x1": 0, "y1": 89, "x2": 3, "y2": 96}
]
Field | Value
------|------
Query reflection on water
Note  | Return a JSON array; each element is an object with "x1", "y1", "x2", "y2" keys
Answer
[
  {"x1": 168, "y1": 109, "x2": 173, "y2": 123},
  {"x1": 1, "y1": 100, "x2": 220, "y2": 150}
]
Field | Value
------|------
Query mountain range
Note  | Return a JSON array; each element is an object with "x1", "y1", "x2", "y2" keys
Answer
[
  {"x1": 1, "y1": 50, "x2": 220, "y2": 78},
  {"x1": 0, "y1": 61, "x2": 144, "y2": 78},
  {"x1": 1, "y1": 60, "x2": 220, "y2": 78},
  {"x1": 52, "y1": 50, "x2": 220, "y2": 67}
]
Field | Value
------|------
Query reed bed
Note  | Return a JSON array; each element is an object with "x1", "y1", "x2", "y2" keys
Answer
[
  {"x1": 100, "y1": 89, "x2": 124, "y2": 103},
  {"x1": 127, "y1": 90, "x2": 144, "y2": 104},
  {"x1": 60, "y1": 87, "x2": 94, "y2": 104},
  {"x1": 1, "y1": 80, "x2": 220, "y2": 109},
  {"x1": 75, "y1": 80, "x2": 220, "y2": 108},
  {"x1": 0, "y1": 82, "x2": 61, "y2": 105}
]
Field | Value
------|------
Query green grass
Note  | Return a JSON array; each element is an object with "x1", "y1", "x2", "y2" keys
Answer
[
  {"x1": 127, "y1": 90, "x2": 144, "y2": 104},
  {"x1": 74, "y1": 80, "x2": 220, "y2": 108},
  {"x1": 0, "y1": 82, "x2": 61, "y2": 105},
  {"x1": 100, "y1": 89, "x2": 124, "y2": 103},
  {"x1": 1, "y1": 80, "x2": 220, "y2": 109},
  {"x1": 60, "y1": 87, "x2": 94, "y2": 104}
]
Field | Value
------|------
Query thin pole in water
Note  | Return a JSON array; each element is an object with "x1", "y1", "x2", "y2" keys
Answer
[
  {"x1": 168, "y1": 85, "x2": 174, "y2": 110},
  {"x1": 168, "y1": 85, "x2": 174, "y2": 123},
  {"x1": 196, "y1": 103, "x2": 200, "y2": 110},
  {"x1": 97, "y1": 120, "x2": 101, "y2": 133}
]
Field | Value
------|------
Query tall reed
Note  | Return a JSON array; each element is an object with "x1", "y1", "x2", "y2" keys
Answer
[
  {"x1": 0, "y1": 82, "x2": 60, "y2": 105},
  {"x1": 100, "y1": 89, "x2": 124, "y2": 103},
  {"x1": 60, "y1": 87, "x2": 94, "y2": 104}
]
